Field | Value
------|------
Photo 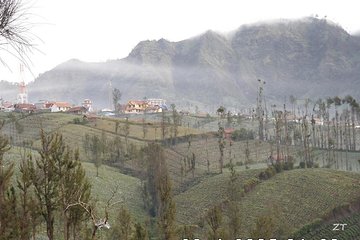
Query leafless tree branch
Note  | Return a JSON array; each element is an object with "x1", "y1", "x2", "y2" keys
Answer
[
  {"x1": 65, "y1": 186, "x2": 124, "y2": 240},
  {"x1": 0, "y1": 0, "x2": 40, "y2": 72}
]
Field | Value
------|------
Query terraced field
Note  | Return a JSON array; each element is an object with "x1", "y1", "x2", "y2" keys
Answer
[
  {"x1": 2, "y1": 112, "x2": 360, "y2": 240},
  {"x1": 236, "y1": 169, "x2": 360, "y2": 237},
  {"x1": 0, "y1": 112, "x2": 75, "y2": 145},
  {"x1": 82, "y1": 162, "x2": 146, "y2": 222},
  {"x1": 174, "y1": 168, "x2": 263, "y2": 225},
  {"x1": 293, "y1": 212, "x2": 360, "y2": 239},
  {"x1": 173, "y1": 167, "x2": 360, "y2": 238},
  {"x1": 88, "y1": 116, "x2": 205, "y2": 141}
]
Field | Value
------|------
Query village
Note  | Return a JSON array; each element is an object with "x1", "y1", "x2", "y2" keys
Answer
[{"x1": 0, "y1": 81, "x2": 169, "y2": 116}]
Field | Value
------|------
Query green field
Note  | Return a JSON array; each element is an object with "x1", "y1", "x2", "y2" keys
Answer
[
  {"x1": 293, "y1": 212, "x2": 360, "y2": 239},
  {"x1": 2, "y1": 112, "x2": 360, "y2": 239},
  {"x1": 174, "y1": 167, "x2": 360, "y2": 238}
]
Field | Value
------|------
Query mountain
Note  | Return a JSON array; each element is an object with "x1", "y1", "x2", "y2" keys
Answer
[
  {"x1": 2, "y1": 17, "x2": 360, "y2": 111},
  {"x1": 0, "y1": 80, "x2": 17, "y2": 102}
]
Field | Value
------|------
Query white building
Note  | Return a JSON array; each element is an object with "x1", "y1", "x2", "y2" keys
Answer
[
  {"x1": 146, "y1": 98, "x2": 166, "y2": 107},
  {"x1": 82, "y1": 99, "x2": 93, "y2": 112}
]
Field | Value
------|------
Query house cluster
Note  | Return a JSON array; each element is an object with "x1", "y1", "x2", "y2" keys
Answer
[
  {"x1": 0, "y1": 98, "x2": 93, "y2": 114},
  {"x1": 124, "y1": 98, "x2": 167, "y2": 114}
]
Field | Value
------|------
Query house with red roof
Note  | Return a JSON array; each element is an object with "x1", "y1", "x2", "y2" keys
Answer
[{"x1": 45, "y1": 102, "x2": 72, "y2": 112}]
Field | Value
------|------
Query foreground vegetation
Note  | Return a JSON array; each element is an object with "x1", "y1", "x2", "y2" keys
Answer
[{"x1": 1, "y1": 109, "x2": 360, "y2": 239}]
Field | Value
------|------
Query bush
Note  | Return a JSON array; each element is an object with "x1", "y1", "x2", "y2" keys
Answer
[
  {"x1": 224, "y1": 162, "x2": 233, "y2": 168},
  {"x1": 72, "y1": 117, "x2": 87, "y2": 125},
  {"x1": 258, "y1": 171, "x2": 268, "y2": 180},
  {"x1": 72, "y1": 117, "x2": 81, "y2": 124},
  {"x1": 231, "y1": 128, "x2": 255, "y2": 141},
  {"x1": 243, "y1": 177, "x2": 260, "y2": 193},
  {"x1": 283, "y1": 161, "x2": 294, "y2": 170},
  {"x1": 299, "y1": 162, "x2": 306, "y2": 168},
  {"x1": 265, "y1": 166, "x2": 276, "y2": 178},
  {"x1": 274, "y1": 162, "x2": 284, "y2": 173},
  {"x1": 235, "y1": 161, "x2": 243, "y2": 166},
  {"x1": 307, "y1": 161, "x2": 314, "y2": 168}
]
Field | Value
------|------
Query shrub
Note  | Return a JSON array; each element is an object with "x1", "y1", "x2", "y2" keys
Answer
[
  {"x1": 231, "y1": 128, "x2": 255, "y2": 141},
  {"x1": 72, "y1": 117, "x2": 81, "y2": 124},
  {"x1": 258, "y1": 171, "x2": 268, "y2": 180},
  {"x1": 224, "y1": 163, "x2": 233, "y2": 168},
  {"x1": 274, "y1": 162, "x2": 284, "y2": 173},
  {"x1": 235, "y1": 161, "x2": 243, "y2": 166},
  {"x1": 283, "y1": 161, "x2": 294, "y2": 170},
  {"x1": 265, "y1": 166, "x2": 276, "y2": 178},
  {"x1": 243, "y1": 177, "x2": 260, "y2": 193},
  {"x1": 307, "y1": 161, "x2": 314, "y2": 168},
  {"x1": 299, "y1": 162, "x2": 306, "y2": 168}
]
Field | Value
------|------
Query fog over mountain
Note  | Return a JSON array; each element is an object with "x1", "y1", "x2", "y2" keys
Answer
[{"x1": 2, "y1": 17, "x2": 360, "y2": 111}]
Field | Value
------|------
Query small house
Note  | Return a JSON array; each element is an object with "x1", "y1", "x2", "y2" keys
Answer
[{"x1": 67, "y1": 106, "x2": 88, "y2": 115}]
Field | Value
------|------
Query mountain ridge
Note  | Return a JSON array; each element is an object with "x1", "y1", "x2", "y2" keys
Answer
[{"x1": 1, "y1": 17, "x2": 360, "y2": 111}]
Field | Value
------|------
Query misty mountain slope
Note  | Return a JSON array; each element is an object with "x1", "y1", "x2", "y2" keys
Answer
[
  {"x1": 0, "y1": 81, "x2": 17, "y2": 101},
  {"x1": 231, "y1": 18, "x2": 360, "y2": 99},
  {"x1": 3, "y1": 17, "x2": 360, "y2": 110}
]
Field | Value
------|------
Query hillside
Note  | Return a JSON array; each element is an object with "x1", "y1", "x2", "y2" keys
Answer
[
  {"x1": 0, "y1": 80, "x2": 17, "y2": 102},
  {"x1": 2, "y1": 112, "x2": 360, "y2": 239},
  {"x1": 2, "y1": 17, "x2": 360, "y2": 110},
  {"x1": 174, "y1": 168, "x2": 360, "y2": 238}
]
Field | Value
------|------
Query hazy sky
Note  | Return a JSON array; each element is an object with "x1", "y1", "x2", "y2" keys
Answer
[{"x1": 1, "y1": 0, "x2": 359, "y2": 83}]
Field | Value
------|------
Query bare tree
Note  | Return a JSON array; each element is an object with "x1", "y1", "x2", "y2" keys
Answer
[
  {"x1": 0, "y1": 0, "x2": 38, "y2": 69},
  {"x1": 66, "y1": 186, "x2": 122, "y2": 240}
]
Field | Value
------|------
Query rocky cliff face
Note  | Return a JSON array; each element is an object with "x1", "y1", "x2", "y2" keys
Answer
[{"x1": 2, "y1": 17, "x2": 359, "y2": 111}]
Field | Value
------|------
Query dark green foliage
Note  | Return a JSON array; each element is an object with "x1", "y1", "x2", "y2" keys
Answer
[
  {"x1": 300, "y1": 161, "x2": 306, "y2": 168},
  {"x1": 231, "y1": 128, "x2": 255, "y2": 141},
  {"x1": 284, "y1": 156, "x2": 295, "y2": 170},
  {"x1": 0, "y1": 121, "x2": 17, "y2": 239},
  {"x1": 243, "y1": 177, "x2": 260, "y2": 193},
  {"x1": 142, "y1": 143, "x2": 176, "y2": 239},
  {"x1": 110, "y1": 206, "x2": 133, "y2": 240},
  {"x1": 290, "y1": 218, "x2": 323, "y2": 238},
  {"x1": 216, "y1": 106, "x2": 226, "y2": 118},
  {"x1": 259, "y1": 166, "x2": 277, "y2": 180},
  {"x1": 205, "y1": 205, "x2": 227, "y2": 240},
  {"x1": 84, "y1": 133, "x2": 103, "y2": 177},
  {"x1": 227, "y1": 201, "x2": 241, "y2": 239},
  {"x1": 72, "y1": 117, "x2": 87, "y2": 125},
  {"x1": 132, "y1": 222, "x2": 149, "y2": 240},
  {"x1": 29, "y1": 130, "x2": 91, "y2": 240},
  {"x1": 217, "y1": 123, "x2": 225, "y2": 173},
  {"x1": 176, "y1": 225, "x2": 197, "y2": 240},
  {"x1": 274, "y1": 162, "x2": 284, "y2": 173},
  {"x1": 250, "y1": 213, "x2": 275, "y2": 239},
  {"x1": 112, "y1": 88, "x2": 122, "y2": 113},
  {"x1": 227, "y1": 163, "x2": 242, "y2": 201}
]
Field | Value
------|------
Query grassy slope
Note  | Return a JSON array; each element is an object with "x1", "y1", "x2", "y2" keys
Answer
[
  {"x1": 4, "y1": 147, "x2": 147, "y2": 224},
  {"x1": 293, "y1": 212, "x2": 360, "y2": 239},
  {"x1": 81, "y1": 162, "x2": 146, "y2": 222},
  {"x1": 237, "y1": 168, "x2": 360, "y2": 236},
  {"x1": 174, "y1": 167, "x2": 360, "y2": 238},
  {"x1": 87, "y1": 116, "x2": 205, "y2": 141},
  {"x1": 174, "y1": 168, "x2": 263, "y2": 225}
]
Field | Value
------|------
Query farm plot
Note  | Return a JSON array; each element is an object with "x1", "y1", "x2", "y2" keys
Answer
[
  {"x1": 82, "y1": 162, "x2": 146, "y2": 222},
  {"x1": 174, "y1": 168, "x2": 263, "y2": 225},
  {"x1": 293, "y1": 212, "x2": 360, "y2": 239},
  {"x1": 86, "y1": 117, "x2": 205, "y2": 141},
  {"x1": 0, "y1": 113, "x2": 77, "y2": 146},
  {"x1": 235, "y1": 168, "x2": 360, "y2": 237},
  {"x1": 32, "y1": 123, "x2": 146, "y2": 161}
]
